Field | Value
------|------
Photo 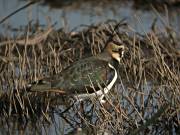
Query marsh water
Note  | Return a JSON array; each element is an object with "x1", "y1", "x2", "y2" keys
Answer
[
  {"x1": 1, "y1": 0, "x2": 180, "y2": 35},
  {"x1": 0, "y1": 0, "x2": 180, "y2": 135}
]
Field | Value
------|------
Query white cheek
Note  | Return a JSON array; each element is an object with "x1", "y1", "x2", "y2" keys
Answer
[
  {"x1": 121, "y1": 51, "x2": 124, "y2": 57},
  {"x1": 112, "y1": 53, "x2": 121, "y2": 63},
  {"x1": 116, "y1": 57, "x2": 121, "y2": 63}
]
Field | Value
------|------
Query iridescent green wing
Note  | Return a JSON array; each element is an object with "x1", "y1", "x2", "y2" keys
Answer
[{"x1": 50, "y1": 58, "x2": 109, "y2": 94}]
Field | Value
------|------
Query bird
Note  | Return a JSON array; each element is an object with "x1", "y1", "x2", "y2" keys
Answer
[{"x1": 29, "y1": 41, "x2": 125, "y2": 103}]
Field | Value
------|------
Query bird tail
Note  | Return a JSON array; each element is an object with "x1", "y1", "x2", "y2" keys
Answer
[{"x1": 28, "y1": 83, "x2": 66, "y2": 94}]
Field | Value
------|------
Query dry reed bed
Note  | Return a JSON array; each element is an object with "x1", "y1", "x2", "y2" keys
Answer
[{"x1": 0, "y1": 20, "x2": 180, "y2": 134}]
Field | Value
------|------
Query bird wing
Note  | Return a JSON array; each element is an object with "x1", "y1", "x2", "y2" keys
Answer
[{"x1": 30, "y1": 57, "x2": 113, "y2": 95}]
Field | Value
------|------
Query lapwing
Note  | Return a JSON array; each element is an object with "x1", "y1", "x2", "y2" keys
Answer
[{"x1": 29, "y1": 41, "x2": 125, "y2": 103}]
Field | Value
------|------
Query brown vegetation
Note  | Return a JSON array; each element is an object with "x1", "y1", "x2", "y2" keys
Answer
[{"x1": 0, "y1": 20, "x2": 180, "y2": 134}]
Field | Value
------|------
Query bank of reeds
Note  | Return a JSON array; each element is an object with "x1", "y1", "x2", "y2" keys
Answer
[{"x1": 0, "y1": 20, "x2": 180, "y2": 134}]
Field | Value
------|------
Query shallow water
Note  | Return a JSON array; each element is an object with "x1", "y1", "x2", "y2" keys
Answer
[{"x1": 1, "y1": 0, "x2": 180, "y2": 35}]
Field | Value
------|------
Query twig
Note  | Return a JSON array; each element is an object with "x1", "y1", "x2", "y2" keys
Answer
[{"x1": 0, "y1": 1, "x2": 37, "y2": 24}]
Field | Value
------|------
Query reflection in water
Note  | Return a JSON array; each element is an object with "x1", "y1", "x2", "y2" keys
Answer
[{"x1": 0, "y1": 98, "x2": 117, "y2": 134}]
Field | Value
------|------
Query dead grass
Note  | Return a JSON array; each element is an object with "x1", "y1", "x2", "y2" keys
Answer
[{"x1": 0, "y1": 19, "x2": 180, "y2": 134}]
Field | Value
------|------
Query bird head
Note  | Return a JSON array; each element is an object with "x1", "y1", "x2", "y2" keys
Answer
[{"x1": 106, "y1": 42, "x2": 126, "y2": 63}]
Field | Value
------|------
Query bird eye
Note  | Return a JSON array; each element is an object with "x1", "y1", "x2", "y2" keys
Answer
[
  {"x1": 112, "y1": 47, "x2": 124, "y2": 53},
  {"x1": 119, "y1": 48, "x2": 123, "y2": 53},
  {"x1": 112, "y1": 50, "x2": 119, "y2": 53}
]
